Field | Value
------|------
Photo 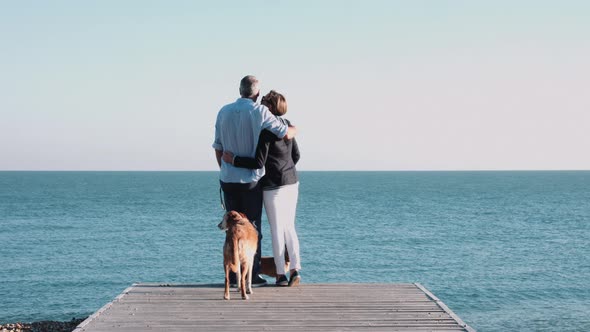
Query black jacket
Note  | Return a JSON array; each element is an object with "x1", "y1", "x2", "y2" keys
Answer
[{"x1": 233, "y1": 118, "x2": 299, "y2": 190}]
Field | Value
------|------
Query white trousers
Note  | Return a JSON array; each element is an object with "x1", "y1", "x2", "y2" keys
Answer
[{"x1": 263, "y1": 182, "x2": 301, "y2": 275}]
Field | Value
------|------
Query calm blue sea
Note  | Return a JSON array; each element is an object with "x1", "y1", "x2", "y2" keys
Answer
[{"x1": 1, "y1": 171, "x2": 589, "y2": 331}]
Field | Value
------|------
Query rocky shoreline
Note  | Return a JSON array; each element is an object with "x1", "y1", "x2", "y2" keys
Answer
[{"x1": 0, "y1": 318, "x2": 87, "y2": 332}]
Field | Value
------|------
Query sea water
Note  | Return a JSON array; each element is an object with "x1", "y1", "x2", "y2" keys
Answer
[{"x1": 0, "y1": 171, "x2": 589, "y2": 331}]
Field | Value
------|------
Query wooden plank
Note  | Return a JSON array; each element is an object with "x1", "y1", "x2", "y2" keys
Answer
[
  {"x1": 74, "y1": 283, "x2": 474, "y2": 332},
  {"x1": 415, "y1": 283, "x2": 476, "y2": 332}
]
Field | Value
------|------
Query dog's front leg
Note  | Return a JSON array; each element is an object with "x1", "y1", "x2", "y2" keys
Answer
[
  {"x1": 236, "y1": 266, "x2": 242, "y2": 294},
  {"x1": 240, "y1": 263, "x2": 249, "y2": 300}
]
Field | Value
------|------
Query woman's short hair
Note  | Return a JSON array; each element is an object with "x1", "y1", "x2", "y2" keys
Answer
[
  {"x1": 239, "y1": 75, "x2": 260, "y2": 98},
  {"x1": 261, "y1": 90, "x2": 287, "y2": 116}
]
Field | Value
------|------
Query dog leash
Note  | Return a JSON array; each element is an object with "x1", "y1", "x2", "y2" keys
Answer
[{"x1": 219, "y1": 186, "x2": 226, "y2": 211}]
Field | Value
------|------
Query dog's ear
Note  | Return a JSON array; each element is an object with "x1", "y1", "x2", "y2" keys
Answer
[
  {"x1": 228, "y1": 210, "x2": 242, "y2": 221},
  {"x1": 238, "y1": 212, "x2": 248, "y2": 220}
]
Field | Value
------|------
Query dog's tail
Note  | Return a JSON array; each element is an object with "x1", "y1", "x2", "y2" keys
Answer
[{"x1": 233, "y1": 238, "x2": 240, "y2": 273}]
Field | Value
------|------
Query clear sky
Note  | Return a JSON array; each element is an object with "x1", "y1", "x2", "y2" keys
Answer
[{"x1": 1, "y1": 1, "x2": 589, "y2": 171}]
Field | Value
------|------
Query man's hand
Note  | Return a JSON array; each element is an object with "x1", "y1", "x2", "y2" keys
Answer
[
  {"x1": 215, "y1": 149, "x2": 223, "y2": 167},
  {"x1": 285, "y1": 125, "x2": 297, "y2": 140},
  {"x1": 222, "y1": 151, "x2": 234, "y2": 164}
]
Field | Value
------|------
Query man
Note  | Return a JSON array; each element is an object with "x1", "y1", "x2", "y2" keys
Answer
[{"x1": 212, "y1": 75, "x2": 297, "y2": 287}]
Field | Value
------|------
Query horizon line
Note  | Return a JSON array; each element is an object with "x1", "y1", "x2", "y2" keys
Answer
[{"x1": 1, "y1": 169, "x2": 589, "y2": 172}]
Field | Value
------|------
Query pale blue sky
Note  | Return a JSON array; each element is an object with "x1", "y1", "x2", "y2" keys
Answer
[{"x1": 1, "y1": 1, "x2": 589, "y2": 170}]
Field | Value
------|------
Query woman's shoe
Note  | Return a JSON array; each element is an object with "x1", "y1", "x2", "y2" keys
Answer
[
  {"x1": 275, "y1": 275, "x2": 288, "y2": 286},
  {"x1": 288, "y1": 270, "x2": 301, "y2": 287}
]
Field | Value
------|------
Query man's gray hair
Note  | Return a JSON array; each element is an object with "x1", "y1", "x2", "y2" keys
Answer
[{"x1": 239, "y1": 75, "x2": 260, "y2": 98}]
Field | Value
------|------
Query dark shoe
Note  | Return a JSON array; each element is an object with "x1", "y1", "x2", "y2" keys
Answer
[
  {"x1": 275, "y1": 275, "x2": 288, "y2": 287},
  {"x1": 251, "y1": 275, "x2": 268, "y2": 287},
  {"x1": 288, "y1": 270, "x2": 301, "y2": 287}
]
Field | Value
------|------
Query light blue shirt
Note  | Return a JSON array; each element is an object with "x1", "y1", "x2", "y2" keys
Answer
[{"x1": 212, "y1": 98, "x2": 288, "y2": 183}]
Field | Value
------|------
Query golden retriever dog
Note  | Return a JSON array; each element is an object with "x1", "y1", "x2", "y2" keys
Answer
[{"x1": 218, "y1": 211, "x2": 258, "y2": 300}]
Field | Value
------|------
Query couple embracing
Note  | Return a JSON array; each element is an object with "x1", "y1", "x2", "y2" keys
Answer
[{"x1": 212, "y1": 75, "x2": 302, "y2": 287}]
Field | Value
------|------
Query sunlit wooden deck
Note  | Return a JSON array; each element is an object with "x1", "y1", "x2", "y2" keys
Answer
[{"x1": 74, "y1": 283, "x2": 475, "y2": 331}]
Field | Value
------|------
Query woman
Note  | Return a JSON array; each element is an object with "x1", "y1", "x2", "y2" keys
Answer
[{"x1": 222, "y1": 90, "x2": 301, "y2": 287}]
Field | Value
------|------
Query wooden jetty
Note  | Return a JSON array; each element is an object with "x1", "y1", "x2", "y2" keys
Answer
[{"x1": 74, "y1": 283, "x2": 475, "y2": 331}]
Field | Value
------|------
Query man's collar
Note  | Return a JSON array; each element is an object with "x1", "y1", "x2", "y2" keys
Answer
[{"x1": 237, "y1": 97, "x2": 256, "y2": 103}]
